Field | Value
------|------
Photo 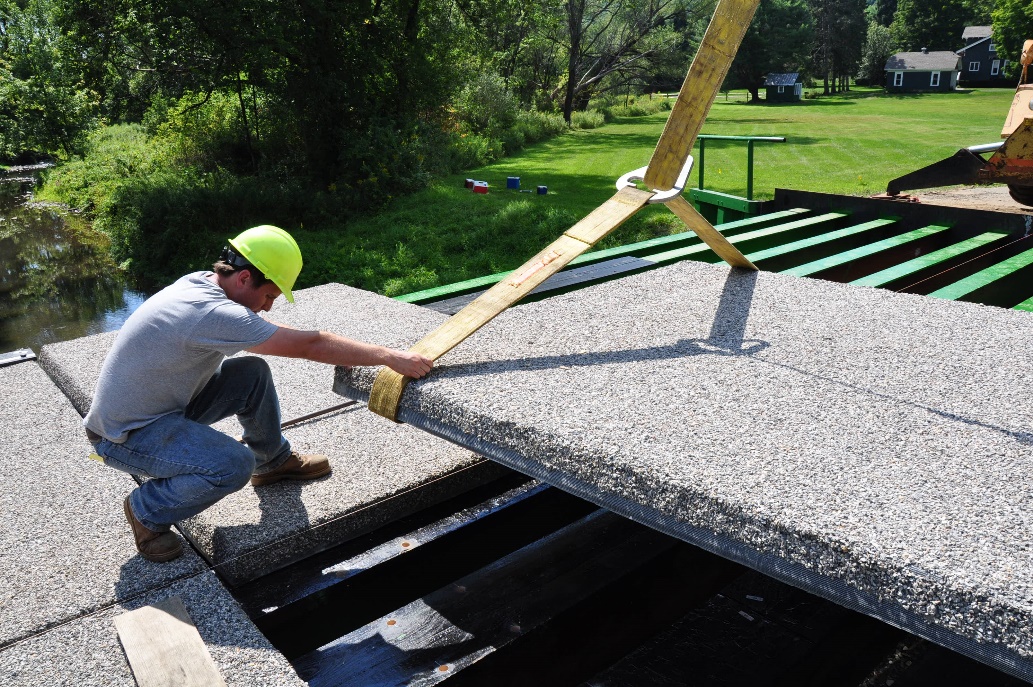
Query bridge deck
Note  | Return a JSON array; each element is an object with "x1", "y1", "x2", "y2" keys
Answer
[{"x1": 332, "y1": 260, "x2": 1033, "y2": 682}]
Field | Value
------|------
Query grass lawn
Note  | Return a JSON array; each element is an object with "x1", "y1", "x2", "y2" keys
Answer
[{"x1": 296, "y1": 87, "x2": 1016, "y2": 296}]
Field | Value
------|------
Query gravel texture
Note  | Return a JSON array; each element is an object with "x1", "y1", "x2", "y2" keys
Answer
[
  {"x1": 0, "y1": 571, "x2": 304, "y2": 686},
  {"x1": 0, "y1": 361, "x2": 205, "y2": 647},
  {"x1": 332, "y1": 262, "x2": 1033, "y2": 676},
  {"x1": 38, "y1": 284, "x2": 491, "y2": 585}
]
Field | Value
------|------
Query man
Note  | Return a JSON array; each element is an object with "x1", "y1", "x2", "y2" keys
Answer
[{"x1": 84, "y1": 225, "x2": 432, "y2": 563}]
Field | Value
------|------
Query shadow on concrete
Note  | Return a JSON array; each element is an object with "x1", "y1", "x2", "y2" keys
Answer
[
  {"x1": 441, "y1": 266, "x2": 768, "y2": 379},
  {"x1": 209, "y1": 480, "x2": 314, "y2": 585}
]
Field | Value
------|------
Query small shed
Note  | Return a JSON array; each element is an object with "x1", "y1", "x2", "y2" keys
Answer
[
  {"x1": 957, "y1": 26, "x2": 1011, "y2": 86},
  {"x1": 885, "y1": 49, "x2": 960, "y2": 92},
  {"x1": 765, "y1": 73, "x2": 802, "y2": 102}
]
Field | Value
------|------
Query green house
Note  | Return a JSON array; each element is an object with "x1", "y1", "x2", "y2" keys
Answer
[{"x1": 765, "y1": 73, "x2": 802, "y2": 102}]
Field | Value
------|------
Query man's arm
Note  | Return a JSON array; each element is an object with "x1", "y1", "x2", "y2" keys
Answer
[{"x1": 248, "y1": 327, "x2": 433, "y2": 379}]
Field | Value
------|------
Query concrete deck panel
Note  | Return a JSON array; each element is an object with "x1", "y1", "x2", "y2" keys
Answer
[
  {"x1": 331, "y1": 262, "x2": 1033, "y2": 681},
  {"x1": 0, "y1": 571, "x2": 304, "y2": 686},
  {"x1": 38, "y1": 284, "x2": 495, "y2": 585},
  {"x1": 0, "y1": 361, "x2": 205, "y2": 647}
]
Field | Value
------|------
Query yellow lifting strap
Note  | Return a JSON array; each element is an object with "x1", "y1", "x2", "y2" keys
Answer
[{"x1": 369, "y1": 0, "x2": 761, "y2": 422}]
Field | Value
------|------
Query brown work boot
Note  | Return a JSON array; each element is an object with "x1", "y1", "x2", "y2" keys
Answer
[
  {"x1": 123, "y1": 497, "x2": 183, "y2": 563},
  {"x1": 250, "y1": 451, "x2": 331, "y2": 487}
]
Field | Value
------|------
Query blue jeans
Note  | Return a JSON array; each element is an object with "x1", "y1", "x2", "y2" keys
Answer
[{"x1": 90, "y1": 357, "x2": 292, "y2": 531}]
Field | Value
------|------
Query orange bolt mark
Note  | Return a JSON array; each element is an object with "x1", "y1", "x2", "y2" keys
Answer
[
  {"x1": 387, "y1": 619, "x2": 397, "y2": 626},
  {"x1": 401, "y1": 541, "x2": 411, "y2": 548},
  {"x1": 438, "y1": 665, "x2": 450, "y2": 672}
]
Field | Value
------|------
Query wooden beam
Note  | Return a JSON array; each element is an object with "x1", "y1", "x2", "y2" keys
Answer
[
  {"x1": 665, "y1": 195, "x2": 757, "y2": 270},
  {"x1": 643, "y1": 0, "x2": 761, "y2": 192},
  {"x1": 368, "y1": 186, "x2": 652, "y2": 421},
  {"x1": 115, "y1": 596, "x2": 226, "y2": 687}
]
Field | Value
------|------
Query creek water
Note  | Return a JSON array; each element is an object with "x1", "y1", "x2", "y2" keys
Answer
[{"x1": 0, "y1": 165, "x2": 150, "y2": 353}]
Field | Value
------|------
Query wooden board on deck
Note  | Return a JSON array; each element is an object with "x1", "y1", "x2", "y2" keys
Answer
[{"x1": 114, "y1": 596, "x2": 226, "y2": 687}]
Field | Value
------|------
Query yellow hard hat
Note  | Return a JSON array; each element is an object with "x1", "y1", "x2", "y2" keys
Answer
[{"x1": 228, "y1": 225, "x2": 303, "y2": 302}]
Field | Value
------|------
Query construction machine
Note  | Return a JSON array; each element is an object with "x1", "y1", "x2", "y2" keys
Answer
[{"x1": 883, "y1": 39, "x2": 1033, "y2": 205}]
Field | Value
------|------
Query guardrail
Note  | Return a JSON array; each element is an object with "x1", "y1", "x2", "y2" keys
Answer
[{"x1": 697, "y1": 135, "x2": 786, "y2": 199}]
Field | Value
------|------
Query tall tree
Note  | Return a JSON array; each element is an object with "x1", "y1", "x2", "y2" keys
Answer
[
  {"x1": 891, "y1": 0, "x2": 983, "y2": 52},
  {"x1": 52, "y1": 0, "x2": 463, "y2": 186},
  {"x1": 874, "y1": 0, "x2": 897, "y2": 26},
  {"x1": 858, "y1": 20, "x2": 896, "y2": 85},
  {"x1": 809, "y1": 0, "x2": 864, "y2": 93},
  {"x1": 830, "y1": 0, "x2": 867, "y2": 91},
  {"x1": 556, "y1": 0, "x2": 693, "y2": 121},
  {"x1": 0, "y1": 0, "x2": 98, "y2": 158},
  {"x1": 728, "y1": 0, "x2": 813, "y2": 102},
  {"x1": 992, "y1": 0, "x2": 1033, "y2": 78}
]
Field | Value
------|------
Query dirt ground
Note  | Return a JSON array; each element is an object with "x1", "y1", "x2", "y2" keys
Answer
[{"x1": 907, "y1": 185, "x2": 1033, "y2": 214}]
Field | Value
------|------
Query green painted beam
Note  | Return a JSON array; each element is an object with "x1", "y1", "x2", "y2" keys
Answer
[
  {"x1": 689, "y1": 188, "x2": 766, "y2": 213},
  {"x1": 643, "y1": 212, "x2": 848, "y2": 264},
  {"x1": 782, "y1": 224, "x2": 950, "y2": 278},
  {"x1": 394, "y1": 208, "x2": 812, "y2": 304},
  {"x1": 1014, "y1": 297, "x2": 1033, "y2": 312},
  {"x1": 927, "y1": 245, "x2": 1033, "y2": 300},
  {"x1": 743, "y1": 218, "x2": 898, "y2": 264},
  {"x1": 850, "y1": 232, "x2": 1007, "y2": 289}
]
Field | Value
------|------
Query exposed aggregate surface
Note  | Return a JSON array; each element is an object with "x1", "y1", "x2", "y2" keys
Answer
[
  {"x1": 38, "y1": 284, "x2": 486, "y2": 584},
  {"x1": 0, "y1": 364, "x2": 300, "y2": 684},
  {"x1": 0, "y1": 572, "x2": 304, "y2": 686},
  {"x1": 332, "y1": 261, "x2": 1033, "y2": 667},
  {"x1": 0, "y1": 362, "x2": 204, "y2": 646}
]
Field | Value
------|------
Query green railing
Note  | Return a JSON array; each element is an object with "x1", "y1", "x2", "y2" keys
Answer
[{"x1": 696, "y1": 135, "x2": 786, "y2": 200}]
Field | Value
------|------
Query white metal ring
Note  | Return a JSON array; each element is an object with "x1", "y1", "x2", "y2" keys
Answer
[{"x1": 616, "y1": 156, "x2": 694, "y2": 204}]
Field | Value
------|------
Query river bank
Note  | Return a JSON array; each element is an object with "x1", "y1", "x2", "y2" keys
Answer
[{"x1": 0, "y1": 165, "x2": 149, "y2": 353}]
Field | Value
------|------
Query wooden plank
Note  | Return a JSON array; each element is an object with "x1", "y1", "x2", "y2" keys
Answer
[
  {"x1": 665, "y1": 195, "x2": 757, "y2": 269},
  {"x1": 258, "y1": 486, "x2": 596, "y2": 659},
  {"x1": 114, "y1": 596, "x2": 226, "y2": 687},
  {"x1": 293, "y1": 510, "x2": 676, "y2": 687},
  {"x1": 743, "y1": 218, "x2": 898, "y2": 264},
  {"x1": 927, "y1": 246, "x2": 1033, "y2": 301},
  {"x1": 849, "y1": 232, "x2": 1007, "y2": 288},
  {"x1": 369, "y1": 186, "x2": 652, "y2": 421},
  {"x1": 781, "y1": 224, "x2": 950, "y2": 277},
  {"x1": 643, "y1": 0, "x2": 761, "y2": 191}
]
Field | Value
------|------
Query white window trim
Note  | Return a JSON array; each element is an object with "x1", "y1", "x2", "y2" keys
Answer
[
  {"x1": 989, "y1": 42, "x2": 996, "y2": 52},
  {"x1": 893, "y1": 72, "x2": 903, "y2": 86},
  {"x1": 969, "y1": 61, "x2": 980, "y2": 72},
  {"x1": 777, "y1": 85, "x2": 785, "y2": 93},
  {"x1": 930, "y1": 72, "x2": 941, "y2": 87},
  {"x1": 992, "y1": 60, "x2": 1001, "y2": 75}
]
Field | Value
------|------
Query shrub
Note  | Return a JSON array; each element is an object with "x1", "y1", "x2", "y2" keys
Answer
[
  {"x1": 571, "y1": 110, "x2": 605, "y2": 129},
  {"x1": 96, "y1": 170, "x2": 324, "y2": 284},
  {"x1": 597, "y1": 94, "x2": 674, "y2": 119},
  {"x1": 455, "y1": 73, "x2": 519, "y2": 135},
  {"x1": 37, "y1": 124, "x2": 159, "y2": 214},
  {"x1": 513, "y1": 110, "x2": 568, "y2": 141}
]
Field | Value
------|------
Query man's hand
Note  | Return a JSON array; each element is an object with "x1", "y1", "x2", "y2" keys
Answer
[{"x1": 389, "y1": 350, "x2": 433, "y2": 379}]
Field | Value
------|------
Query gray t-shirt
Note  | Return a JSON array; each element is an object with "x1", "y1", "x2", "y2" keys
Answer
[{"x1": 84, "y1": 271, "x2": 279, "y2": 443}]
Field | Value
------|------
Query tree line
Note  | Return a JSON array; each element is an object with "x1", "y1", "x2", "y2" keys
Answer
[
  {"x1": 4, "y1": 0, "x2": 1022, "y2": 175},
  {"x1": 0, "y1": 0, "x2": 1025, "y2": 285}
]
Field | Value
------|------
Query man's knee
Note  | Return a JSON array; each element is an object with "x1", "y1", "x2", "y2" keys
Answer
[
  {"x1": 226, "y1": 355, "x2": 273, "y2": 383},
  {"x1": 213, "y1": 444, "x2": 257, "y2": 490}
]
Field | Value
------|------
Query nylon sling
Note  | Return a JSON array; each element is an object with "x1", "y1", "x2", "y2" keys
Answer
[{"x1": 369, "y1": 0, "x2": 761, "y2": 422}]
